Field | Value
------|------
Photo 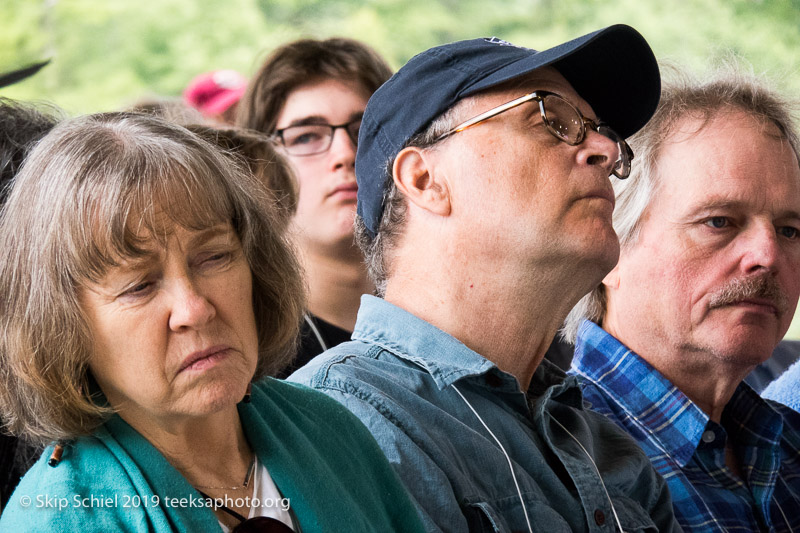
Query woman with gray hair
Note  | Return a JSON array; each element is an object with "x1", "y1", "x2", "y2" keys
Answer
[{"x1": 0, "y1": 113, "x2": 423, "y2": 532}]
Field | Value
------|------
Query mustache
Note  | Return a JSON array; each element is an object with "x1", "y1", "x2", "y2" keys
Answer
[{"x1": 708, "y1": 274, "x2": 789, "y2": 314}]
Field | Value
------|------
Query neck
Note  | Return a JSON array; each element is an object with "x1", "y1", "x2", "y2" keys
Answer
[
  {"x1": 385, "y1": 239, "x2": 598, "y2": 390},
  {"x1": 602, "y1": 316, "x2": 747, "y2": 423},
  {"x1": 643, "y1": 353, "x2": 745, "y2": 423},
  {"x1": 298, "y1": 237, "x2": 373, "y2": 331},
  {"x1": 122, "y1": 406, "x2": 252, "y2": 489}
]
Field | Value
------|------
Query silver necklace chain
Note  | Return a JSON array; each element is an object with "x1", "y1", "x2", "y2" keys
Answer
[{"x1": 194, "y1": 455, "x2": 257, "y2": 491}]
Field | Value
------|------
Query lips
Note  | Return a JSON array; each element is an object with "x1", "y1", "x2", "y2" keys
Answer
[
  {"x1": 723, "y1": 299, "x2": 779, "y2": 315},
  {"x1": 178, "y1": 345, "x2": 231, "y2": 373},
  {"x1": 584, "y1": 187, "x2": 615, "y2": 207},
  {"x1": 328, "y1": 182, "x2": 358, "y2": 198}
]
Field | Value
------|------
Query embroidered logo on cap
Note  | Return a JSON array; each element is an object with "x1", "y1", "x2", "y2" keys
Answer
[{"x1": 484, "y1": 37, "x2": 520, "y2": 47}]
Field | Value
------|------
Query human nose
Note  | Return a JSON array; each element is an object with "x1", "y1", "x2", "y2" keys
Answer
[
  {"x1": 167, "y1": 276, "x2": 216, "y2": 331},
  {"x1": 738, "y1": 222, "x2": 781, "y2": 274},
  {"x1": 577, "y1": 127, "x2": 620, "y2": 178}
]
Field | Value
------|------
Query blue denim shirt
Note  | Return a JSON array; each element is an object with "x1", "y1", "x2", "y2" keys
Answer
[{"x1": 290, "y1": 296, "x2": 679, "y2": 532}]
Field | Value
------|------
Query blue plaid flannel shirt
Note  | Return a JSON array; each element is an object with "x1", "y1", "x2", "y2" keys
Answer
[{"x1": 570, "y1": 319, "x2": 800, "y2": 532}]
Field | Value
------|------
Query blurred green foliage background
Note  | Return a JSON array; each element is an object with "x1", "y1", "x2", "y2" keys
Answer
[
  {"x1": 3, "y1": 0, "x2": 800, "y2": 337},
  {"x1": 3, "y1": 0, "x2": 800, "y2": 115}
]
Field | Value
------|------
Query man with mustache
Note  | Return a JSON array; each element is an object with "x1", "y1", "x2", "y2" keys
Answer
[{"x1": 563, "y1": 67, "x2": 800, "y2": 532}]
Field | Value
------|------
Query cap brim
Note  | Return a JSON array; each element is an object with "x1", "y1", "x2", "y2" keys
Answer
[
  {"x1": 462, "y1": 25, "x2": 659, "y2": 139},
  {"x1": 0, "y1": 59, "x2": 51, "y2": 89}
]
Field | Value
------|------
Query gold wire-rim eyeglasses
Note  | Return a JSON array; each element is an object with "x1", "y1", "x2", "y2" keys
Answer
[{"x1": 434, "y1": 91, "x2": 633, "y2": 179}]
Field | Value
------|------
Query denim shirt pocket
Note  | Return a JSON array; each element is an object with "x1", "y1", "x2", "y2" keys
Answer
[
  {"x1": 463, "y1": 502, "x2": 506, "y2": 532},
  {"x1": 610, "y1": 495, "x2": 658, "y2": 532},
  {"x1": 462, "y1": 501, "x2": 572, "y2": 533}
]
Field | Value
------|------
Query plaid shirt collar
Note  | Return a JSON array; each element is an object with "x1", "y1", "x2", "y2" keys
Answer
[{"x1": 571, "y1": 320, "x2": 785, "y2": 467}]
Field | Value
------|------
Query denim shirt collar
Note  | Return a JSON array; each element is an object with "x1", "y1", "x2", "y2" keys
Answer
[
  {"x1": 353, "y1": 295, "x2": 583, "y2": 412},
  {"x1": 352, "y1": 295, "x2": 497, "y2": 390}
]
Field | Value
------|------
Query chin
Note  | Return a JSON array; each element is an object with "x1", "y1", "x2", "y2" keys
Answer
[
  {"x1": 704, "y1": 328, "x2": 779, "y2": 368},
  {"x1": 335, "y1": 209, "x2": 357, "y2": 232},
  {"x1": 187, "y1": 377, "x2": 249, "y2": 415},
  {"x1": 585, "y1": 237, "x2": 620, "y2": 274}
]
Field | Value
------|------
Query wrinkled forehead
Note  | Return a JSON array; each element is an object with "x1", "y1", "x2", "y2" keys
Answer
[
  {"x1": 78, "y1": 166, "x2": 235, "y2": 281},
  {"x1": 652, "y1": 109, "x2": 800, "y2": 213}
]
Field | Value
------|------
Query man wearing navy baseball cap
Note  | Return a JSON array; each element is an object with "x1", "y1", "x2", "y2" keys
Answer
[{"x1": 291, "y1": 25, "x2": 680, "y2": 532}]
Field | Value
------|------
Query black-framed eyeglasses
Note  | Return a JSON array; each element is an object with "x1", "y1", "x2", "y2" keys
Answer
[
  {"x1": 272, "y1": 118, "x2": 361, "y2": 157},
  {"x1": 435, "y1": 91, "x2": 633, "y2": 179}
]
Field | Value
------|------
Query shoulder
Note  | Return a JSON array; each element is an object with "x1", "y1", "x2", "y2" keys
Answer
[
  {"x1": 252, "y1": 377, "x2": 380, "y2": 430},
  {"x1": 250, "y1": 377, "x2": 408, "y2": 460},
  {"x1": 283, "y1": 314, "x2": 353, "y2": 378},
  {"x1": 283, "y1": 341, "x2": 456, "y2": 465},
  {"x1": 0, "y1": 438, "x2": 148, "y2": 532},
  {"x1": 288, "y1": 339, "x2": 428, "y2": 410},
  {"x1": 762, "y1": 396, "x2": 800, "y2": 444},
  {"x1": 763, "y1": 358, "x2": 800, "y2": 411},
  {"x1": 569, "y1": 373, "x2": 621, "y2": 418},
  {"x1": 246, "y1": 380, "x2": 427, "y2": 532},
  {"x1": 289, "y1": 339, "x2": 385, "y2": 384}
]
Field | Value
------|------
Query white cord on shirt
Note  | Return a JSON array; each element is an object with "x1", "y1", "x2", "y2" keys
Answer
[
  {"x1": 303, "y1": 313, "x2": 328, "y2": 351},
  {"x1": 547, "y1": 413, "x2": 626, "y2": 533},
  {"x1": 453, "y1": 382, "x2": 632, "y2": 533},
  {"x1": 451, "y1": 384, "x2": 534, "y2": 533}
]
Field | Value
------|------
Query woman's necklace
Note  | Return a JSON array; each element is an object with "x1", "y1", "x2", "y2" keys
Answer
[{"x1": 194, "y1": 455, "x2": 257, "y2": 490}]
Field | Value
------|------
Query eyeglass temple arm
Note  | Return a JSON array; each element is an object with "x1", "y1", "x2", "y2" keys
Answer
[{"x1": 435, "y1": 93, "x2": 539, "y2": 142}]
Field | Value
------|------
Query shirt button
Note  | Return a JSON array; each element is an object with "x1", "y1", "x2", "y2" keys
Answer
[
  {"x1": 594, "y1": 509, "x2": 606, "y2": 526},
  {"x1": 702, "y1": 430, "x2": 715, "y2": 443}
]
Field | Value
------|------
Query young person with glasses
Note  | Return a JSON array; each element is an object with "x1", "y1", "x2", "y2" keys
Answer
[{"x1": 237, "y1": 39, "x2": 392, "y2": 377}]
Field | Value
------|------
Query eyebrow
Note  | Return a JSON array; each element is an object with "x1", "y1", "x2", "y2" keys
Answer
[
  {"x1": 281, "y1": 111, "x2": 364, "y2": 129},
  {"x1": 113, "y1": 224, "x2": 235, "y2": 269},
  {"x1": 689, "y1": 199, "x2": 800, "y2": 220},
  {"x1": 186, "y1": 224, "x2": 237, "y2": 248}
]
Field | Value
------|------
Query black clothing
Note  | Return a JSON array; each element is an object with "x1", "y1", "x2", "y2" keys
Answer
[
  {"x1": 0, "y1": 434, "x2": 39, "y2": 512},
  {"x1": 276, "y1": 313, "x2": 352, "y2": 379}
]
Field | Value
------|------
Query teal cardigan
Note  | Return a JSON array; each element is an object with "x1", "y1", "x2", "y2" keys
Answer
[{"x1": 0, "y1": 379, "x2": 424, "y2": 532}]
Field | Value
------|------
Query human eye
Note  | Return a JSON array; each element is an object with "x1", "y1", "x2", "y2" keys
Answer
[
  {"x1": 347, "y1": 120, "x2": 362, "y2": 138},
  {"x1": 704, "y1": 216, "x2": 730, "y2": 229},
  {"x1": 541, "y1": 95, "x2": 581, "y2": 144},
  {"x1": 194, "y1": 247, "x2": 237, "y2": 272},
  {"x1": 120, "y1": 279, "x2": 155, "y2": 299},
  {"x1": 203, "y1": 251, "x2": 233, "y2": 264},
  {"x1": 285, "y1": 126, "x2": 324, "y2": 147},
  {"x1": 778, "y1": 226, "x2": 799, "y2": 240}
]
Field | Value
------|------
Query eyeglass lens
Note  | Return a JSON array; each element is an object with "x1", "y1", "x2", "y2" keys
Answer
[
  {"x1": 279, "y1": 120, "x2": 360, "y2": 156},
  {"x1": 597, "y1": 125, "x2": 631, "y2": 179},
  {"x1": 539, "y1": 94, "x2": 630, "y2": 179},
  {"x1": 540, "y1": 95, "x2": 584, "y2": 145}
]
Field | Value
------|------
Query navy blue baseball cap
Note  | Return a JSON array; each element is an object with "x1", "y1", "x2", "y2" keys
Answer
[{"x1": 356, "y1": 24, "x2": 660, "y2": 238}]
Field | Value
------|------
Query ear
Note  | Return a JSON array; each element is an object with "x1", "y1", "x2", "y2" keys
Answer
[
  {"x1": 392, "y1": 146, "x2": 451, "y2": 217},
  {"x1": 601, "y1": 263, "x2": 620, "y2": 291}
]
